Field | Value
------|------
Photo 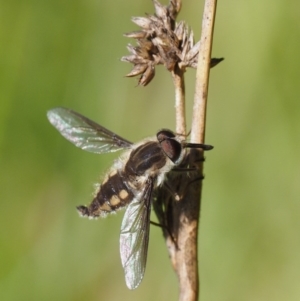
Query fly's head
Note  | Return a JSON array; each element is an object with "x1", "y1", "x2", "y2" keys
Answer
[{"x1": 156, "y1": 130, "x2": 185, "y2": 165}]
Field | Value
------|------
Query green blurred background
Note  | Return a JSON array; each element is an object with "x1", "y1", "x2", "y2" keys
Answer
[{"x1": 1, "y1": 0, "x2": 300, "y2": 300}]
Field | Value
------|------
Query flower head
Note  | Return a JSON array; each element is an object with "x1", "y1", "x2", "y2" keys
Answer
[{"x1": 122, "y1": 0, "x2": 200, "y2": 86}]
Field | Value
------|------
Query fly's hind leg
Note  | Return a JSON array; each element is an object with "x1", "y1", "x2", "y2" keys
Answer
[{"x1": 150, "y1": 220, "x2": 178, "y2": 248}]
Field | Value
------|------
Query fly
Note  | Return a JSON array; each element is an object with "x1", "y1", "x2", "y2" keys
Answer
[{"x1": 47, "y1": 107, "x2": 213, "y2": 289}]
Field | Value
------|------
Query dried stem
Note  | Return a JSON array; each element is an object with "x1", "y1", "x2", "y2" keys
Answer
[
  {"x1": 161, "y1": 1, "x2": 217, "y2": 301},
  {"x1": 191, "y1": 0, "x2": 217, "y2": 143},
  {"x1": 183, "y1": 0, "x2": 217, "y2": 299},
  {"x1": 172, "y1": 66, "x2": 186, "y2": 135}
]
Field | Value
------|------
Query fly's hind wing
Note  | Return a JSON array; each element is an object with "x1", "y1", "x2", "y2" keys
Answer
[
  {"x1": 119, "y1": 178, "x2": 154, "y2": 289},
  {"x1": 47, "y1": 107, "x2": 133, "y2": 153}
]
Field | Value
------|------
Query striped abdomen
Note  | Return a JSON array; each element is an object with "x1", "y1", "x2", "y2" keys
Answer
[{"x1": 77, "y1": 169, "x2": 134, "y2": 218}]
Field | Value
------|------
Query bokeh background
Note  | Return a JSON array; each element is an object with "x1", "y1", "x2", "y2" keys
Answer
[{"x1": 1, "y1": 0, "x2": 300, "y2": 300}]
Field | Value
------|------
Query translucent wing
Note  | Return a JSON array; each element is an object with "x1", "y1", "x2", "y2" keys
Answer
[
  {"x1": 47, "y1": 107, "x2": 133, "y2": 153},
  {"x1": 120, "y1": 179, "x2": 153, "y2": 289}
]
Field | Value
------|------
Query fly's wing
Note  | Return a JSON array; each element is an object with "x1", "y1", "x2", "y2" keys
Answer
[
  {"x1": 47, "y1": 107, "x2": 133, "y2": 153},
  {"x1": 120, "y1": 179, "x2": 153, "y2": 289}
]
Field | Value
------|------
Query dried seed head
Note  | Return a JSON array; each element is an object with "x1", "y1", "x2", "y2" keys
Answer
[
  {"x1": 174, "y1": 20, "x2": 185, "y2": 41},
  {"x1": 122, "y1": 0, "x2": 222, "y2": 86},
  {"x1": 131, "y1": 17, "x2": 152, "y2": 30},
  {"x1": 153, "y1": 0, "x2": 167, "y2": 19},
  {"x1": 126, "y1": 64, "x2": 148, "y2": 77},
  {"x1": 138, "y1": 63, "x2": 155, "y2": 86},
  {"x1": 123, "y1": 31, "x2": 147, "y2": 39}
]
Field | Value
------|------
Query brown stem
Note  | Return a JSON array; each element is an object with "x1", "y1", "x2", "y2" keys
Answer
[
  {"x1": 160, "y1": 2, "x2": 217, "y2": 301},
  {"x1": 187, "y1": 0, "x2": 217, "y2": 299},
  {"x1": 154, "y1": 1, "x2": 217, "y2": 301},
  {"x1": 172, "y1": 65, "x2": 186, "y2": 135},
  {"x1": 191, "y1": 0, "x2": 217, "y2": 143}
]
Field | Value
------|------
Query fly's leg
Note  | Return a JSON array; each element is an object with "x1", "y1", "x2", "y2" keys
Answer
[{"x1": 150, "y1": 220, "x2": 178, "y2": 248}]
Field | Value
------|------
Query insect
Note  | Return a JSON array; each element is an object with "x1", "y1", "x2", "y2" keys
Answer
[{"x1": 47, "y1": 107, "x2": 213, "y2": 289}]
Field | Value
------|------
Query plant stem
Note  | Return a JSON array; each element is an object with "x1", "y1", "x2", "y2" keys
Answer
[
  {"x1": 154, "y1": 1, "x2": 217, "y2": 300},
  {"x1": 173, "y1": 1, "x2": 218, "y2": 300},
  {"x1": 188, "y1": 0, "x2": 218, "y2": 299},
  {"x1": 191, "y1": 0, "x2": 217, "y2": 143},
  {"x1": 172, "y1": 66, "x2": 186, "y2": 135}
]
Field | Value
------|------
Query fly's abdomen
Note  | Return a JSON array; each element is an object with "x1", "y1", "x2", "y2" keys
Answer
[{"x1": 77, "y1": 170, "x2": 134, "y2": 218}]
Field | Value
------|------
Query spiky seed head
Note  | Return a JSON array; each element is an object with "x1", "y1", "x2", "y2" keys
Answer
[
  {"x1": 138, "y1": 63, "x2": 155, "y2": 86},
  {"x1": 122, "y1": 0, "x2": 223, "y2": 86}
]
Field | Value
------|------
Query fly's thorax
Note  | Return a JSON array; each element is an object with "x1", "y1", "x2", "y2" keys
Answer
[
  {"x1": 123, "y1": 132, "x2": 187, "y2": 187},
  {"x1": 124, "y1": 141, "x2": 168, "y2": 177}
]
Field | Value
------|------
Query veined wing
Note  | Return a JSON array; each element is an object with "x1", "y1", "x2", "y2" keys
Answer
[
  {"x1": 120, "y1": 179, "x2": 153, "y2": 289},
  {"x1": 47, "y1": 107, "x2": 133, "y2": 153}
]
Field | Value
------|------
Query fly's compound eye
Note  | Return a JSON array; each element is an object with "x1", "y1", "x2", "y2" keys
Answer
[
  {"x1": 156, "y1": 129, "x2": 176, "y2": 142},
  {"x1": 157, "y1": 130, "x2": 182, "y2": 163}
]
